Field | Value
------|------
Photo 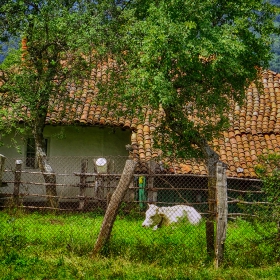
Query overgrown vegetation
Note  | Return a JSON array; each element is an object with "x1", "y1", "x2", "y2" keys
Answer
[
  {"x1": 0, "y1": 211, "x2": 279, "y2": 279},
  {"x1": 254, "y1": 153, "x2": 280, "y2": 224},
  {"x1": 239, "y1": 153, "x2": 280, "y2": 249}
]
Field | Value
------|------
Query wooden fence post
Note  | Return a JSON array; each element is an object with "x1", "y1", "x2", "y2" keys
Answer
[
  {"x1": 0, "y1": 154, "x2": 6, "y2": 188},
  {"x1": 93, "y1": 159, "x2": 137, "y2": 255},
  {"x1": 147, "y1": 160, "x2": 157, "y2": 202},
  {"x1": 214, "y1": 161, "x2": 228, "y2": 268},
  {"x1": 79, "y1": 159, "x2": 88, "y2": 210},
  {"x1": 206, "y1": 166, "x2": 217, "y2": 258},
  {"x1": 13, "y1": 160, "x2": 23, "y2": 206}
]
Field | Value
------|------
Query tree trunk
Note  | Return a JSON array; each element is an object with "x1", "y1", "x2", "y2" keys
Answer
[
  {"x1": 34, "y1": 122, "x2": 58, "y2": 209},
  {"x1": 93, "y1": 159, "x2": 137, "y2": 255}
]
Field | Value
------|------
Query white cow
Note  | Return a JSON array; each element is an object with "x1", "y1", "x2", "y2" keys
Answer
[{"x1": 142, "y1": 204, "x2": 202, "y2": 230}]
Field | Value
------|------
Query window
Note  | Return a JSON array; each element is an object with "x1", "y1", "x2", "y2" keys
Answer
[{"x1": 26, "y1": 138, "x2": 48, "y2": 168}]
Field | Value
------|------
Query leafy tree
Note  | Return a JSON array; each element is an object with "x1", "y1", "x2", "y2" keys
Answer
[
  {"x1": 1, "y1": 0, "x2": 278, "y2": 168},
  {"x1": 101, "y1": 0, "x2": 278, "y2": 169},
  {"x1": 269, "y1": 0, "x2": 280, "y2": 72},
  {"x1": 0, "y1": 0, "x2": 107, "y2": 207}
]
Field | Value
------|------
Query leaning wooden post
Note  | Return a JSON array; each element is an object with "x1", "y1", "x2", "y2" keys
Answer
[
  {"x1": 13, "y1": 160, "x2": 23, "y2": 206},
  {"x1": 79, "y1": 159, "x2": 88, "y2": 210},
  {"x1": 93, "y1": 159, "x2": 137, "y2": 255},
  {"x1": 214, "y1": 161, "x2": 228, "y2": 268},
  {"x1": 0, "y1": 154, "x2": 6, "y2": 188}
]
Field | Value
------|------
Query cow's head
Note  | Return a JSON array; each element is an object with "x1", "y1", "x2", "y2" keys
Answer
[{"x1": 142, "y1": 204, "x2": 162, "y2": 228}]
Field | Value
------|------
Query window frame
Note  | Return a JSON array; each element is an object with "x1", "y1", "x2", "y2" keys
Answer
[{"x1": 25, "y1": 137, "x2": 49, "y2": 168}]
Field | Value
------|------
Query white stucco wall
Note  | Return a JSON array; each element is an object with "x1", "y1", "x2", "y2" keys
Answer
[
  {"x1": 0, "y1": 125, "x2": 131, "y2": 158},
  {"x1": 45, "y1": 125, "x2": 131, "y2": 157},
  {"x1": 0, "y1": 125, "x2": 132, "y2": 203}
]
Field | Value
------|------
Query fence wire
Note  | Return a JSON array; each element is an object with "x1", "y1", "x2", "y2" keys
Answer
[
  {"x1": 0, "y1": 156, "x2": 208, "y2": 213},
  {"x1": 0, "y1": 156, "x2": 279, "y2": 267}
]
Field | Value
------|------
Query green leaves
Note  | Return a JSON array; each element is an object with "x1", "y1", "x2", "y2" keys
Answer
[
  {"x1": 0, "y1": 1, "x2": 107, "y2": 148},
  {"x1": 105, "y1": 0, "x2": 277, "y2": 159},
  {"x1": 0, "y1": 0, "x2": 278, "y2": 161},
  {"x1": 252, "y1": 154, "x2": 280, "y2": 225}
]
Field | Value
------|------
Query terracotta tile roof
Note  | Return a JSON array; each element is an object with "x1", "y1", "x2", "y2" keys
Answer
[
  {"x1": 45, "y1": 68, "x2": 280, "y2": 178},
  {"x1": 3, "y1": 53, "x2": 279, "y2": 178}
]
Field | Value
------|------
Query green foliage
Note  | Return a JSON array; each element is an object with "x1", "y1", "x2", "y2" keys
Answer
[
  {"x1": 269, "y1": 0, "x2": 280, "y2": 72},
  {"x1": 102, "y1": 0, "x2": 278, "y2": 159},
  {"x1": 0, "y1": 0, "x2": 279, "y2": 161},
  {"x1": 251, "y1": 153, "x2": 280, "y2": 225},
  {"x1": 225, "y1": 218, "x2": 280, "y2": 267},
  {"x1": 0, "y1": 0, "x2": 107, "y2": 150}
]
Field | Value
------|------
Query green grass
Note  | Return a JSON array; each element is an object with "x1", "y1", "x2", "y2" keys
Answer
[{"x1": 0, "y1": 211, "x2": 280, "y2": 279}]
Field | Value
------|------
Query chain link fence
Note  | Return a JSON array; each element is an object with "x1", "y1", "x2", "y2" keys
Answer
[{"x1": 0, "y1": 156, "x2": 279, "y2": 267}]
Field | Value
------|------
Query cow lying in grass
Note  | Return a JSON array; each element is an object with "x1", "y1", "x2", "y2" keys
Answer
[{"x1": 142, "y1": 204, "x2": 202, "y2": 230}]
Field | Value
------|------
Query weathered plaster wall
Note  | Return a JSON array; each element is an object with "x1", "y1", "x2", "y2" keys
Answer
[
  {"x1": 0, "y1": 125, "x2": 131, "y2": 202},
  {"x1": 44, "y1": 125, "x2": 130, "y2": 157},
  {"x1": 0, "y1": 125, "x2": 131, "y2": 158}
]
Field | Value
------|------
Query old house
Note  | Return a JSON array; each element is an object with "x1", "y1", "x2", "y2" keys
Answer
[{"x1": 0, "y1": 68, "x2": 279, "y2": 211}]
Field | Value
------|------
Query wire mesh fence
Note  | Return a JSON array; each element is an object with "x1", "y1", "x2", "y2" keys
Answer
[
  {"x1": 0, "y1": 156, "x2": 279, "y2": 267},
  {"x1": 0, "y1": 156, "x2": 209, "y2": 213}
]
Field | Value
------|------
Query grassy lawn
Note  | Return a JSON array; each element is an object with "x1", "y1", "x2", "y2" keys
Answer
[{"x1": 0, "y1": 211, "x2": 279, "y2": 279}]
